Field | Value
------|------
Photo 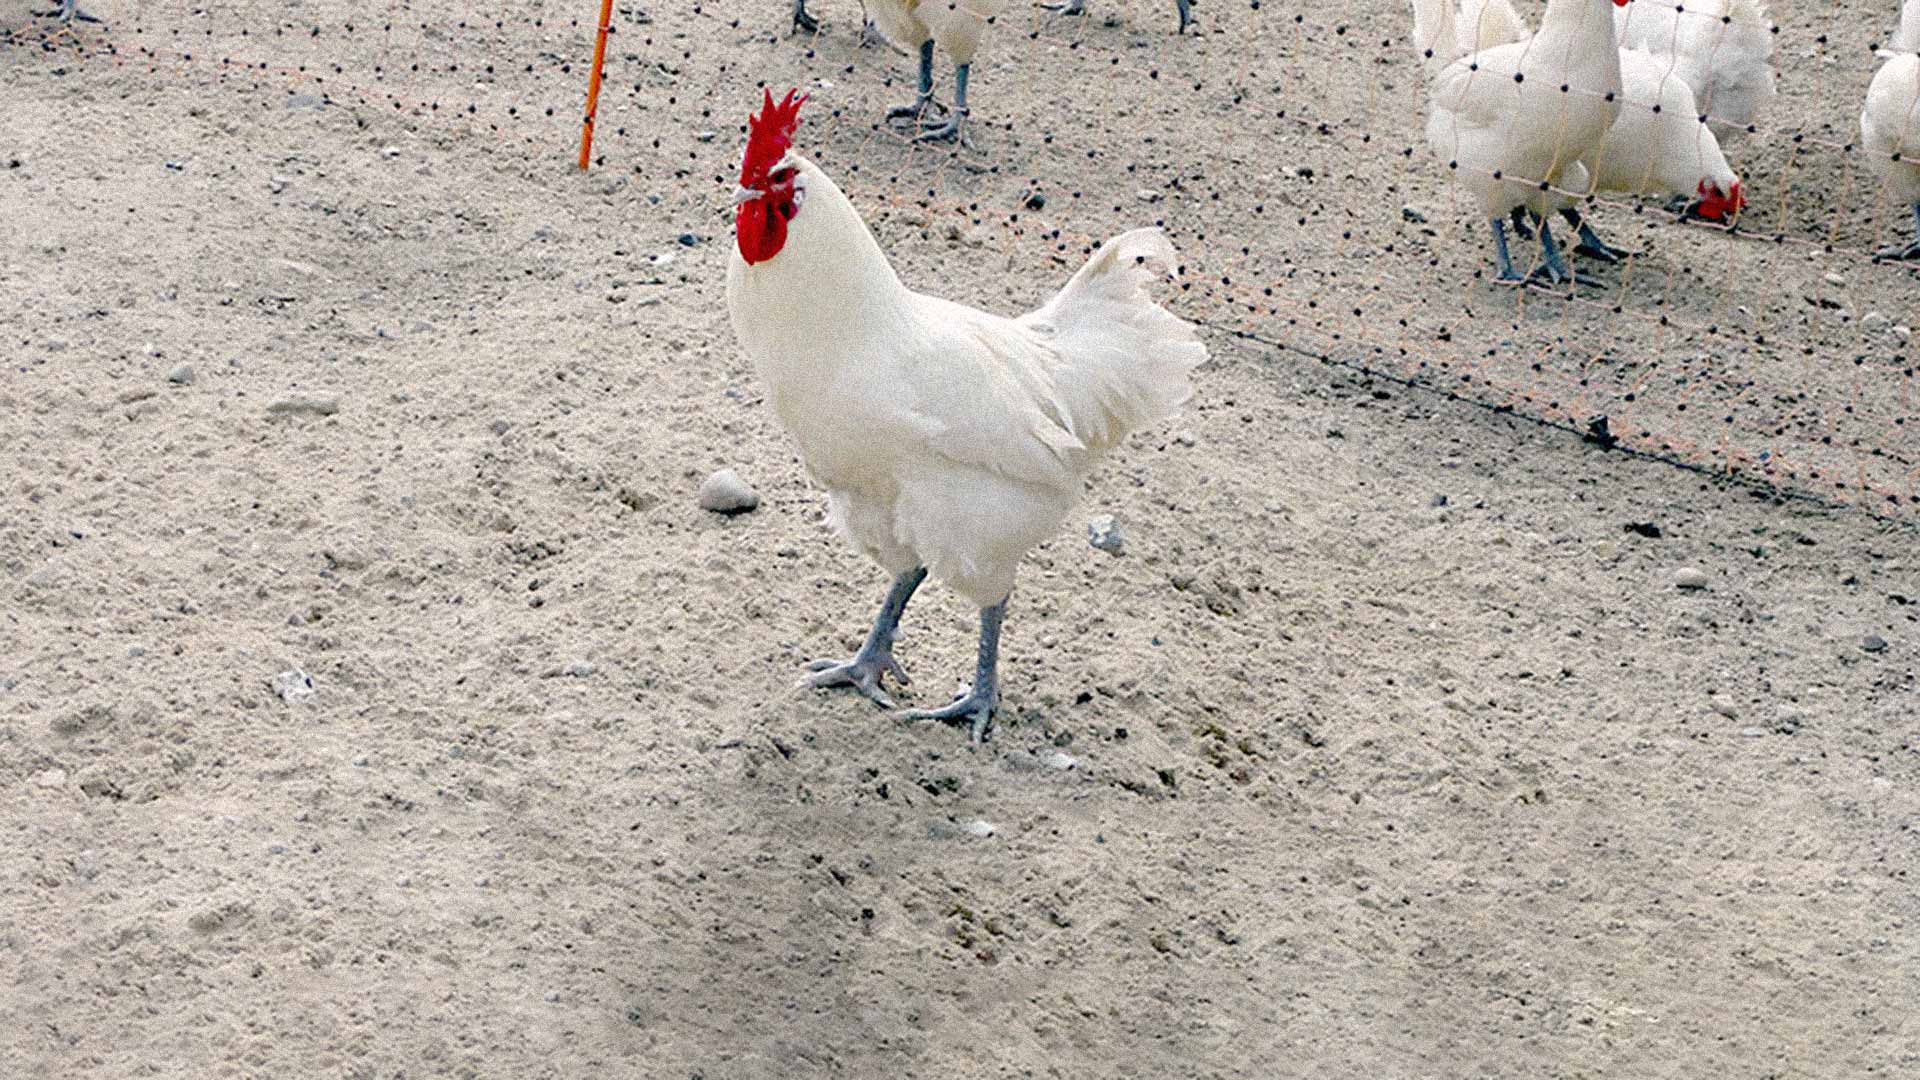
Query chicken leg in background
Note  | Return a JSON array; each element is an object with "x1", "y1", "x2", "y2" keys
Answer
[
  {"x1": 1862, "y1": 0, "x2": 1920, "y2": 260},
  {"x1": 867, "y1": 0, "x2": 1007, "y2": 143},
  {"x1": 724, "y1": 91, "x2": 1207, "y2": 742},
  {"x1": 1038, "y1": 0, "x2": 1195, "y2": 35},
  {"x1": 36, "y1": 0, "x2": 101, "y2": 24},
  {"x1": 1419, "y1": 0, "x2": 1630, "y2": 286},
  {"x1": 791, "y1": 0, "x2": 883, "y2": 45}
]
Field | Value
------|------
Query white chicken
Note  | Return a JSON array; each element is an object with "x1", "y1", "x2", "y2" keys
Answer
[
  {"x1": 1421, "y1": 0, "x2": 1630, "y2": 284},
  {"x1": 724, "y1": 90, "x2": 1207, "y2": 741},
  {"x1": 1418, "y1": 0, "x2": 1745, "y2": 258},
  {"x1": 1861, "y1": 0, "x2": 1920, "y2": 260},
  {"x1": 1613, "y1": 0, "x2": 1776, "y2": 144},
  {"x1": 865, "y1": 0, "x2": 1008, "y2": 143},
  {"x1": 1413, "y1": 0, "x2": 1530, "y2": 75}
]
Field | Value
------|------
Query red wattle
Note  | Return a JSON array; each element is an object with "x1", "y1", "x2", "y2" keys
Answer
[{"x1": 736, "y1": 198, "x2": 788, "y2": 265}]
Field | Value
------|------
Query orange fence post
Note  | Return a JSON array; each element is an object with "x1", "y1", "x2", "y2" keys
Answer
[{"x1": 577, "y1": 0, "x2": 615, "y2": 170}]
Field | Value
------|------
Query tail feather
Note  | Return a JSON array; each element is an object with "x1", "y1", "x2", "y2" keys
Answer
[{"x1": 1020, "y1": 228, "x2": 1207, "y2": 454}]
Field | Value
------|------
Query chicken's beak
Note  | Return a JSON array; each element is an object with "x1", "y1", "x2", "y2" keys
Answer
[{"x1": 731, "y1": 184, "x2": 762, "y2": 207}]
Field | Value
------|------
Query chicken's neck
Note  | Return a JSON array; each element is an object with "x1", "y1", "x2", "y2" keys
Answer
[{"x1": 1535, "y1": 0, "x2": 1622, "y2": 61}]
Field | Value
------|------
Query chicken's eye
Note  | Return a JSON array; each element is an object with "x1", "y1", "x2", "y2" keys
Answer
[{"x1": 770, "y1": 167, "x2": 795, "y2": 185}]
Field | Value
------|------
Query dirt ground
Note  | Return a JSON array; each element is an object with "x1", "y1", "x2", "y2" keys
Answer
[{"x1": 3, "y1": 0, "x2": 1916, "y2": 1077}]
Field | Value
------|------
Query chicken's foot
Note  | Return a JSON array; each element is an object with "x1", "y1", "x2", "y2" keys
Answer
[
  {"x1": 1490, "y1": 217, "x2": 1528, "y2": 285},
  {"x1": 1562, "y1": 209, "x2": 1633, "y2": 262},
  {"x1": 886, "y1": 41, "x2": 948, "y2": 123},
  {"x1": 899, "y1": 598, "x2": 1003, "y2": 745},
  {"x1": 36, "y1": 0, "x2": 100, "y2": 23},
  {"x1": 1037, "y1": 0, "x2": 1088, "y2": 14},
  {"x1": 802, "y1": 567, "x2": 927, "y2": 709},
  {"x1": 1528, "y1": 218, "x2": 1604, "y2": 290},
  {"x1": 914, "y1": 63, "x2": 971, "y2": 145},
  {"x1": 1873, "y1": 205, "x2": 1920, "y2": 262},
  {"x1": 790, "y1": 0, "x2": 818, "y2": 34}
]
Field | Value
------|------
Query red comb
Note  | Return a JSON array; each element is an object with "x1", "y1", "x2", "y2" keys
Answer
[{"x1": 741, "y1": 88, "x2": 806, "y2": 188}]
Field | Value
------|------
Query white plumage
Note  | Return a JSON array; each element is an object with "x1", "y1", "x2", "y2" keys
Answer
[
  {"x1": 1613, "y1": 0, "x2": 1777, "y2": 143},
  {"x1": 1860, "y1": 0, "x2": 1920, "y2": 259},
  {"x1": 726, "y1": 145, "x2": 1204, "y2": 738},
  {"x1": 1420, "y1": 0, "x2": 1628, "y2": 281}
]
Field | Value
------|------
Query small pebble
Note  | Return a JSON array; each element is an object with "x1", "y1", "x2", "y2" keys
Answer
[
  {"x1": 677, "y1": 233, "x2": 700, "y2": 247},
  {"x1": 698, "y1": 469, "x2": 759, "y2": 514},
  {"x1": 33, "y1": 769, "x2": 69, "y2": 789},
  {"x1": 1709, "y1": 697, "x2": 1738, "y2": 719},
  {"x1": 1024, "y1": 191, "x2": 1046, "y2": 210},
  {"x1": 166, "y1": 363, "x2": 195, "y2": 385},
  {"x1": 1673, "y1": 568, "x2": 1710, "y2": 590},
  {"x1": 1861, "y1": 633, "x2": 1888, "y2": 653},
  {"x1": 1739, "y1": 726, "x2": 1767, "y2": 738},
  {"x1": 1401, "y1": 205, "x2": 1428, "y2": 224},
  {"x1": 271, "y1": 668, "x2": 315, "y2": 703},
  {"x1": 1087, "y1": 514, "x2": 1125, "y2": 556},
  {"x1": 1042, "y1": 751, "x2": 1077, "y2": 771},
  {"x1": 1823, "y1": 271, "x2": 1846, "y2": 288},
  {"x1": 266, "y1": 395, "x2": 340, "y2": 417},
  {"x1": 962, "y1": 820, "x2": 996, "y2": 838}
]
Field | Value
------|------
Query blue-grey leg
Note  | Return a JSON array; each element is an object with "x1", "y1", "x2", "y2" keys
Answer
[
  {"x1": 1509, "y1": 206, "x2": 1536, "y2": 242},
  {"x1": 886, "y1": 41, "x2": 945, "y2": 123},
  {"x1": 37, "y1": 0, "x2": 100, "y2": 23},
  {"x1": 790, "y1": 0, "x2": 818, "y2": 33},
  {"x1": 900, "y1": 598, "x2": 1004, "y2": 744},
  {"x1": 915, "y1": 63, "x2": 971, "y2": 144},
  {"x1": 1490, "y1": 217, "x2": 1526, "y2": 284},
  {"x1": 1174, "y1": 0, "x2": 1192, "y2": 33},
  {"x1": 1877, "y1": 204, "x2": 1920, "y2": 261},
  {"x1": 1562, "y1": 208, "x2": 1630, "y2": 262},
  {"x1": 803, "y1": 567, "x2": 928, "y2": 708},
  {"x1": 1038, "y1": 0, "x2": 1089, "y2": 15},
  {"x1": 1536, "y1": 218, "x2": 1577, "y2": 285}
]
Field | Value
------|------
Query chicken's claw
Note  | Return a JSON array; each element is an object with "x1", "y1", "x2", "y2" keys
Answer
[
  {"x1": 913, "y1": 111, "x2": 970, "y2": 146},
  {"x1": 898, "y1": 686, "x2": 997, "y2": 745},
  {"x1": 35, "y1": 0, "x2": 99, "y2": 23},
  {"x1": 1873, "y1": 240, "x2": 1920, "y2": 262},
  {"x1": 802, "y1": 652, "x2": 909, "y2": 709},
  {"x1": 790, "y1": 0, "x2": 819, "y2": 35}
]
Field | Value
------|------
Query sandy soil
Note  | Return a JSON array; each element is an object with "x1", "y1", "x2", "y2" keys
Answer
[{"x1": 3, "y1": 0, "x2": 1917, "y2": 1076}]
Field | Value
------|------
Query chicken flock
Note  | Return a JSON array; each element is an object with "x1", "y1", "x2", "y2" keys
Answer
[{"x1": 714, "y1": 0, "x2": 1920, "y2": 741}]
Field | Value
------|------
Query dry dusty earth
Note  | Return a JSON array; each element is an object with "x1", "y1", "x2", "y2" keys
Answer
[{"x1": 2, "y1": 0, "x2": 1917, "y2": 1077}]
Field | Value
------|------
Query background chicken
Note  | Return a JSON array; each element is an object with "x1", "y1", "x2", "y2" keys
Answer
[
  {"x1": 865, "y1": 0, "x2": 1008, "y2": 143},
  {"x1": 1861, "y1": 0, "x2": 1920, "y2": 259},
  {"x1": 1420, "y1": 1, "x2": 1745, "y2": 258},
  {"x1": 1421, "y1": 0, "x2": 1629, "y2": 284},
  {"x1": 724, "y1": 90, "x2": 1207, "y2": 741},
  {"x1": 1613, "y1": 0, "x2": 1776, "y2": 145}
]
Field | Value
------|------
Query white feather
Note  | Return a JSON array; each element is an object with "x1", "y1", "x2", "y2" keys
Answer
[
  {"x1": 1423, "y1": 0, "x2": 1626, "y2": 221},
  {"x1": 1613, "y1": 0, "x2": 1777, "y2": 143}
]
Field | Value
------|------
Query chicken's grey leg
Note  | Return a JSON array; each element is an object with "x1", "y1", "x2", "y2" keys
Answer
[
  {"x1": 791, "y1": 0, "x2": 818, "y2": 34},
  {"x1": 1874, "y1": 204, "x2": 1920, "y2": 261},
  {"x1": 1508, "y1": 206, "x2": 1535, "y2": 242},
  {"x1": 1037, "y1": 0, "x2": 1088, "y2": 14},
  {"x1": 914, "y1": 63, "x2": 970, "y2": 144},
  {"x1": 1531, "y1": 218, "x2": 1603, "y2": 289},
  {"x1": 900, "y1": 597, "x2": 1003, "y2": 744},
  {"x1": 886, "y1": 41, "x2": 946, "y2": 123},
  {"x1": 1175, "y1": 0, "x2": 1192, "y2": 32},
  {"x1": 1562, "y1": 208, "x2": 1630, "y2": 262},
  {"x1": 803, "y1": 567, "x2": 927, "y2": 708},
  {"x1": 36, "y1": 0, "x2": 101, "y2": 23},
  {"x1": 1490, "y1": 217, "x2": 1526, "y2": 284}
]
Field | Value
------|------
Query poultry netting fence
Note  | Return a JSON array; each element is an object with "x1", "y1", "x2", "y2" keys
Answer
[{"x1": 11, "y1": 0, "x2": 1916, "y2": 515}]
